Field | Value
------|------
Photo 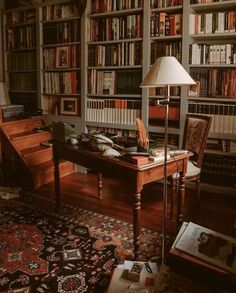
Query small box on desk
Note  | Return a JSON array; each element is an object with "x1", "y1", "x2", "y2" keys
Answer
[{"x1": 129, "y1": 156, "x2": 149, "y2": 166}]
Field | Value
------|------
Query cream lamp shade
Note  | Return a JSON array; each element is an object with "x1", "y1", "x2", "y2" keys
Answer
[{"x1": 140, "y1": 56, "x2": 196, "y2": 88}]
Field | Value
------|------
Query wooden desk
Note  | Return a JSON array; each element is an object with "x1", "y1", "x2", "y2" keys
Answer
[{"x1": 53, "y1": 142, "x2": 191, "y2": 258}]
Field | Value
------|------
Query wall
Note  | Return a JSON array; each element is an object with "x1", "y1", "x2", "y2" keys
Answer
[{"x1": 0, "y1": 0, "x2": 4, "y2": 81}]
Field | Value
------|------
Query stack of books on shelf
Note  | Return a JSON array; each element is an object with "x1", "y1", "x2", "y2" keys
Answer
[
  {"x1": 169, "y1": 221, "x2": 236, "y2": 278},
  {"x1": 0, "y1": 104, "x2": 24, "y2": 122}
]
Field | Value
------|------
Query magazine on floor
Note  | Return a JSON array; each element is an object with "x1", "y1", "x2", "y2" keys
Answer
[{"x1": 172, "y1": 222, "x2": 236, "y2": 274}]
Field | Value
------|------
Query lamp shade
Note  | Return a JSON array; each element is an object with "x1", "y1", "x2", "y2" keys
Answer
[{"x1": 140, "y1": 56, "x2": 196, "y2": 87}]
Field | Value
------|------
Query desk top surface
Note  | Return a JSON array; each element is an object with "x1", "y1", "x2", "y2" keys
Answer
[{"x1": 53, "y1": 141, "x2": 192, "y2": 171}]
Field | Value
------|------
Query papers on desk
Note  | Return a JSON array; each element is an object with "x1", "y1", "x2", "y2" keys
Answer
[{"x1": 107, "y1": 260, "x2": 158, "y2": 293}]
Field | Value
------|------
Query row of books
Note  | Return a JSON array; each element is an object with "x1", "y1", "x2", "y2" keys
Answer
[
  {"x1": 6, "y1": 26, "x2": 36, "y2": 50},
  {"x1": 149, "y1": 132, "x2": 179, "y2": 147},
  {"x1": 190, "y1": 68, "x2": 236, "y2": 98},
  {"x1": 91, "y1": 0, "x2": 143, "y2": 13},
  {"x1": 151, "y1": 40, "x2": 182, "y2": 64},
  {"x1": 149, "y1": 102, "x2": 180, "y2": 121},
  {"x1": 88, "y1": 42, "x2": 142, "y2": 67},
  {"x1": 188, "y1": 102, "x2": 236, "y2": 134},
  {"x1": 42, "y1": 3, "x2": 79, "y2": 21},
  {"x1": 9, "y1": 72, "x2": 37, "y2": 91},
  {"x1": 189, "y1": 43, "x2": 236, "y2": 65},
  {"x1": 43, "y1": 72, "x2": 80, "y2": 94},
  {"x1": 43, "y1": 20, "x2": 80, "y2": 45},
  {"x1": 86, "y1": 98, "x2": 141, "y2": 125},
  {"x1": 150, "y1": 12, "x2": 182, "y2": 37},
  {"x1": 7, "y1": 51, "x2": 36, "y2": 71},
  {"x1": 43, "y1": 45, "x2": 80, "y2": 69},
  {"x1": 6, "y1": 9, "x2": 36, "y2": 25},
  {"x1": 150, "y1": 0, "x2": 183, "y2": 8},
  {"x1": 201, "y1": 154, "x2": 236, "y2": 187},
  {"x1": 88, "y1": 69, "x2": 142, "y2": 95},
  {"x1": 88, "y1": 15, "x2": 143, "y2": 42},
  {"x1": 189, "y1": 11, "x2": 236, "y2": 35},
  {"x1": 206, "y1": 138, "x2": 236, "y2": 153}
]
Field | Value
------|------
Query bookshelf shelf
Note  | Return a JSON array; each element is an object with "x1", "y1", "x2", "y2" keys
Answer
[
  {"x1": 151, "y1": 35, "x2": 182, "y2": 41},
  {"x1": 88, "y1": 38, "x2": 143, "y2": 45},
  {"x1": 190, "y1": 1, "x2": 236, "y2": 12},
  {"x1": 42, "y1": 41, "x2": 81, "y2": 48},
  {"x1": 150, "y1": 5, "x2": 183, "y2": 13},
  {"x1": 88, "y1": 8, "x2": 143, "y2": 18},
  {"x1": 189, "y1": 33, "x2": 236, "y2": 40}
]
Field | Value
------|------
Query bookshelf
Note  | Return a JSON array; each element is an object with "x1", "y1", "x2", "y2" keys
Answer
[
  {"x1": 3, "y1": 0, "x2": 39, "y2": 115},
  {"x1": 84, "y1": 0, "x2": 143, "y2": 137},
  {"x1": 1, "y1": 0, "x2": 236, "y2": 191},
  {"x1": 40, "y1": 0, "x2": 81, "y2": 118},
  {"x1": 148, "y1": 0, "x2": 184, "y2": 145},
  {"x1": 187, "y1": 0, "x2": 236, "y2": 189}
]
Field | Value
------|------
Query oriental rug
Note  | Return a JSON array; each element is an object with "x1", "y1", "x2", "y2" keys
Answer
[{"x1": 0, "y1": 192, "x2": 170, "y2": 293}]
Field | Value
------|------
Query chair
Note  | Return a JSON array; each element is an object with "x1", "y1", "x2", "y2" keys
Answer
[{"x1": 170, "y1": 114, "x2": 212, "y2": 213}]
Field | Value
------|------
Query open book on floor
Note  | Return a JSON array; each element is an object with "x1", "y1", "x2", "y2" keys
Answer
[{"x1": 170, "y1": 222, "x2": 236, "y2": 276}]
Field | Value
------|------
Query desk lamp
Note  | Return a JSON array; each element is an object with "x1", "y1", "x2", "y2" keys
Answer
[{"x1": 140, "y1": 56, "x2": 195, "y2": 265}]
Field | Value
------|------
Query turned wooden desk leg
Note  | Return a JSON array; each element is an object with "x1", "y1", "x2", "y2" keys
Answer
[
  {"x1": 53, "y1": 148, "x2": 60, "y2": 211},
  {"x1": 97, "y1": 172, "x2": 103, "y2": 199},
  {"x1": 133, "y1": 190, "x2": 141, "y2": 259},
  {"x1": 178, "y1": 172, "x2": 186, "y2": 228}
]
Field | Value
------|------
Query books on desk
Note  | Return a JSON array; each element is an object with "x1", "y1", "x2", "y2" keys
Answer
[
  {"x1": 107, "y1": 260, "x2": 158, "y2": 293},
  {"x1": 170, "y1": 222, "x2": 236, "y2": 276}
]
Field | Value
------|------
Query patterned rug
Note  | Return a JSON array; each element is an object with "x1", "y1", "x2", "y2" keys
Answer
[{"x1": 0, "y1": 192, "x2": 171, "y2": 293}]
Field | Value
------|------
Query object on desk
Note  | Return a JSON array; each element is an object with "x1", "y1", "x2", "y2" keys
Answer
[
  {"x1": 88, "y1": 134, "x2": 114, "y2": 152},
  {"x1": 148, "y1": 147, "x2": 165, "y2": 157},
  {"x1": 169, "y1": 150, "x2": 189, "y2": 156},
  {"x1": 170, "y1": 221, "x2": 236, "y2": 275},
  {"x1": 136, "y1": 118, "x2": 149, "y2": 151},
  {"x1": 52, "y1": 121, "x2": 77, "y2": 143},
  {"x1": 40, "y1": 141, "x2": 53, "y2": 147},
  {"x1": 149, "y1": 154, "x2": 170, "y2": 162},
  {"x1": 103, "y1": 148, "x2": 121, "y2": 157},
  {"x1": 107, "y1": 260, "x2": 157, "y2": 293},
  {"x1": 129, "y1": 156, "x2": 149, "y2": 166}
]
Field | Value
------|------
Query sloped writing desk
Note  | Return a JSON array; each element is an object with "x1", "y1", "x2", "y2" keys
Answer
[{"x1": 52, "y1": 141, "x2": 191, "y2": 258}]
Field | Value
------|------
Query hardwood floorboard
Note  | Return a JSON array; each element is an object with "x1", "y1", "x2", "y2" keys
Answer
[{"x1": 36, "y1": 172, "x2": 236, "y2": 238}]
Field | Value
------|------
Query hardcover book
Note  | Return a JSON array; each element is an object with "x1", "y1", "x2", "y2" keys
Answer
[{"x1": 171, "y1": 222, "x2": 236, "y2": 275}]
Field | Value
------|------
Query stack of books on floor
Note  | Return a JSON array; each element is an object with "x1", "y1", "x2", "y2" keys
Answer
[
  {"x1": 107, "y1": 260, "x2": 158, "y2": 292},
  {"x1": 170, "y1": 221, "x2": 236, "y2": 276},
  {"x1": 169, "y1": 221, "x2": 236, "y2": 292}
]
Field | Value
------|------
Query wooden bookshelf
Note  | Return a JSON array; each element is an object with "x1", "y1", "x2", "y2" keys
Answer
[
  {"x1": 3, "y1": 0, "x2": 39, "y2": 115},
  {"x1": 40, "y1": 0, "x2": 81, "y2": 117},
  {"x1": 1, "y1": 0, "x2": 236, "y2": 191},
  {"x1": 187, "y1": 0, "x2": 236, "y2": 189}
]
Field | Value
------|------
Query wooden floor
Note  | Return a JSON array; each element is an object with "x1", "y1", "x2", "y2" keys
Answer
[{"x1": 36, "y1": 172, "x2": 236, "y2": 238}]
